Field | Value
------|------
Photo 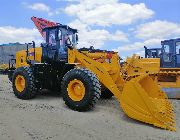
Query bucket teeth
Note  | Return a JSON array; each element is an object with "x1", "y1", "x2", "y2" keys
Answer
[
  {"x1": 154, "y1": 99, "x2": 176, "y2": 131},
  {"x1": 155, "y1": 112, "x2": 176, "y2": 131},
  {"x1": 159, "y1": 114, "x2": 174, "y2": 123},
  {"x1": 146, "y1": 96, "x2": 176, "y2": 131}
]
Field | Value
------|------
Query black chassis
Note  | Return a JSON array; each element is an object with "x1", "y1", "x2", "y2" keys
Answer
[
  {"x1": 8, "y1": 62, "x2": 75, "y2": 91},
  {"x1": 32, "y1": 62, "x2": 75, "y2": 90}
]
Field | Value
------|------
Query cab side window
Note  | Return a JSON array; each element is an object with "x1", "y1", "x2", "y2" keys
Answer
[
  {"x1": 163, "y1": 45, "x2": 171, "y2": 62},
  {"x1": 176, "y1": 42, "x2": 180, "y2": 54},
  {"x1": 49, "y1": 29, "x2": 56, "y2": 46},
  {"x1": 164, "y1": 45, "x2": 170, "y2": 53}
]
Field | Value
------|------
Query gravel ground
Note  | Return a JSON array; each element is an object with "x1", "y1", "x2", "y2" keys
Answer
[{"x1": 0, "y1": 75, "x2": 180, "y2": 140}]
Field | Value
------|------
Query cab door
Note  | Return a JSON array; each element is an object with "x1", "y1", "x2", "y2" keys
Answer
[
  {"x1": 161, "y1": 41, "x2": 176, "y2": 68},
  {"x1": 42, "y1": 28, "x2": 59, "y2": 62},
  {"x1": 47, "y1": 29, "x2": 58, "y2": 60},
  {"x1": 175, "y1": 41, "x2": 180, "y2": 67}
]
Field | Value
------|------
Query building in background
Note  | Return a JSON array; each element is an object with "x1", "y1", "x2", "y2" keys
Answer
[{"x1": 0, "y1": 43, "x2": 28, "y2": 64}]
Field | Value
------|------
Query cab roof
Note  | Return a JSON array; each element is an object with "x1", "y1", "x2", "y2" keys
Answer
[{"x1": 42, "y1": 25, "x2": 78, "y2": 33}]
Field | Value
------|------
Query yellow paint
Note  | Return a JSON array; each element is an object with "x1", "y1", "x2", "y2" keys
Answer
[
  {"x1": 123, "y1": 54, "x2": 160, "y2": 76},
  {"x1": 68, "y1": 48, "x2": 176, "y2": 131},
  {"x1": 121, "y1": 75, "x2": 176, "y2": 131},
  {"x1": 124, "y1": 55, "x2": 180, "y2": 88},
  {"x1": 67, "y1": 79, "x2": 85, "y2": 101},
  {"x1": 16, "y1": 47, "x2": 42, "y2": 68},
  {"x1": 15, "y1": 75, "x2": 26, "y2": 92}
]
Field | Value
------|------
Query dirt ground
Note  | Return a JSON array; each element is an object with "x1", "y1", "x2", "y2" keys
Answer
[{"x1": 0, "y1": 75, "x2": 180, "y2": 140}]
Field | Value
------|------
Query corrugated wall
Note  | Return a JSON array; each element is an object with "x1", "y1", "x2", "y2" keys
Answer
[{"x1": 0, "y1": 45, "x2": 27, "y2": 64}]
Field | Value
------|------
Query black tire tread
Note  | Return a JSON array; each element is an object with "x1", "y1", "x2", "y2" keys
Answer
[{"x1": 12, "y1": 66, "x2": 37, "y2": 99}]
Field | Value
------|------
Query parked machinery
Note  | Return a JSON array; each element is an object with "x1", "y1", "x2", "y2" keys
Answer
[
  {"x1": 8, "y1": 17, "x2": 176, "y2": 131},
  {"x1": 0, "y1": 64, "x2": 9, "y2": 74},
  {"x1": 145, "y1": 38, "x2": 180, "y2": 68},
  {"x1": 144, "y1": 46, "x2": 162, "y2": 58},
  {"x1": 124, "y1": 38, "x2": 180, "y2": 89}
]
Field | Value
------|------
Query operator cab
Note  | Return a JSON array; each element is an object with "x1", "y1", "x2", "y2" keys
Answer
[
  {"x1": 144, "y1": 46, "x2": 162, "y2": 58},
  {"x1": 161, "y1": 38, "x2": 180, "y2": 68},
  {"x1": 41, "y1": 25, "x2": 78, "y2": 63}
]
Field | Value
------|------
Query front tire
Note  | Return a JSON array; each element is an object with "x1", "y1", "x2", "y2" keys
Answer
[
  {"x1": 61, "y1": 68, "x2": 101, "y2": 112},
  {"x1": 12, "y1": 66, "x2": 37, "y2": 99}
]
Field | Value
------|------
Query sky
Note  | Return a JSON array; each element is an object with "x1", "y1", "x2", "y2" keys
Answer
[{"x1": 0, "y1": 0, "x2": 179, "y2": 59}]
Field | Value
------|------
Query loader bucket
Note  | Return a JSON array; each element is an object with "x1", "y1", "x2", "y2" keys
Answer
[{"x1": 120, "y1": 75, "x2": 176, "y2": 131}]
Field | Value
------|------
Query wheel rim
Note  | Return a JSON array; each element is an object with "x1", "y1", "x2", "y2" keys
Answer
[
  {"x1": 15, "y1": 75, "x2": 26, "y2": 92},
  {"x1": 67, "y1": 79, "x2": 85, "y2": 101}
]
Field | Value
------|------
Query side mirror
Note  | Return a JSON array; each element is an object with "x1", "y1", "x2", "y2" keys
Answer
[
  {"x1": 32, "y1": 41, "x2": 35, "y2": 48},
  {"x1": 76, "y1": 34, "x2": 78, "y2": 42}
]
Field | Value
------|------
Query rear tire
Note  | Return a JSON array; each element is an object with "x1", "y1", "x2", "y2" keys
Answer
[
  {"x1": 12, "y1": 66, "x2": 37, "y2": 99},
  {"x1": 61, "y1": 68, "x2": 101, "y2": 111}
]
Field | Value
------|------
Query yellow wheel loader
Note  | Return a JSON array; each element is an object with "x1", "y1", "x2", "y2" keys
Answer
[{"x1": 7, "y1": 17, "x2": 176, "y2": 131}]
